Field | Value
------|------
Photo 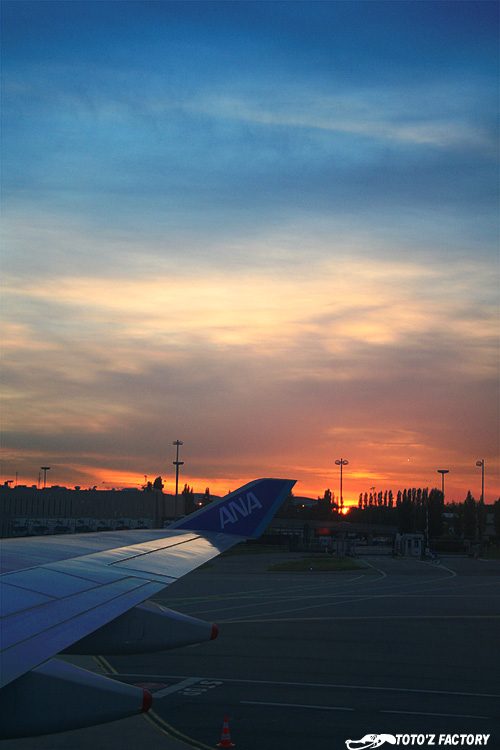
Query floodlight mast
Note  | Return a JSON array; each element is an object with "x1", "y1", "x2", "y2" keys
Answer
[
  {"x1": 476, "y1": 459, "x2": 484, "y2": 503},
  {"x1": 40, "y1": 467, "x2": 51, "y2": 489},
  {"x1": 437, "y1": 469, "x2": 449, "y2": 501},
  {"x1": 335, "y1": 458, "x2": 349, "y2": 511},
  {"x1": 173, "y1": 441, "x2": 184, "y2": 519},
  {"x1": 476, "y1": 459, "x2": 485, "y2": 542}
]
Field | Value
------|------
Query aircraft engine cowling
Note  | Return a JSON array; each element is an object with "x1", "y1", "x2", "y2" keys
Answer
[
  {"x1": 63, "y1": 600, "x2": 218, "y2": 655},
  {"x1": 0, "y1": 658, "x2": 151, "y2": 739}
]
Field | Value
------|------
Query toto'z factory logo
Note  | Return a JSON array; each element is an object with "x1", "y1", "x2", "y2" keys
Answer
[
  {"x1": 346, "y1": 736, "x2": 397, "y2": 749},
  {"x1": 345, "y1": 735, "x2": 491, "y2": 748}
]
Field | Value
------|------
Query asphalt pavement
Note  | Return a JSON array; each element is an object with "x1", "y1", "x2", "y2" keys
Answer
[{"x1": 3, "y1": 552, "x2": 499, "y2": 750}]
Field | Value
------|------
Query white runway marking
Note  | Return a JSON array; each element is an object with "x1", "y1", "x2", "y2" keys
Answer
[
  {"x1": 169, "y1": 574, "x2": 371, "y2": 617},
  {"x1": 219, "y1": 568, "x2": 459, "y2": 621},
  {"x1": 134, "y1": 674, "x2": 500, "y2": 701},
  {"x1": 172, "y1": 575, "x2": 376, "y2": 622},
  {"x1": 381, "y1": 709, "x2": 491, "y2": 720},
  {"x1": 153, "y1": 676, "x2": 201, "y2": 698},
  {"x1": 240, "y1": 700, "x2": 354, "y2": 711},
  {"x1": 241, "y1": 703, "x2": 491, "y2": 719}
]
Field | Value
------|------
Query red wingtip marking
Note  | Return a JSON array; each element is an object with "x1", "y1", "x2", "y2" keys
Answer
[
  {"x1": 211, "y1": 623, "x2": 219, "y2": 640},
  {"x1": 142, "y1": 689, "x2": 153, "y2": 713}
]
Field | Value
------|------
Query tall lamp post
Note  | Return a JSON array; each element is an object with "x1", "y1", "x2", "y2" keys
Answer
[
  {"x1": 335, "y1": 458, "x2": 349, "y2": 512},
  {"x1": 173, "y1": 440, "x2": 184, "y2": 519},
  {"x1": 476, "y1": 459, "x2": 485, "y2": 542},
  {"x1": 437, "y1": 469, "x2": 449, "y2": 500},
  {"x1": 476, "y1": 459, "x2": 485, "y2": 504},
  {"x1": 40, "y1": 466, "x2": 51, "y2": 489}
]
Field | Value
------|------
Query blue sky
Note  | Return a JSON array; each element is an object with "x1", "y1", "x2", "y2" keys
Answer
[{"x1": 1, "y1": 1, "x2": 498, "y2": 502}]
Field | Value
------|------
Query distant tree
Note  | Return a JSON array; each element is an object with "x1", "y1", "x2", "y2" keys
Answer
[
  {"x1": 347, "y1": 504, "x2": 362, "y2": 523},
  {"x1": 493, "y1": 498, "x2": 500, "y2": 538},
  {"x1": 463, "y1": 491, "x2": 477, "y2": 540},
  {"x1": 397, "y1": 491, "x2": 414, "y2": 533},
  {"x1": 316, "y1": 489, "x2": 334, "y2": 520},
  {"x1": 153, "y1": 476, "x2": 164, "y2": 491},
  {"x1": 182, "y1": 484, "x2": 196, "y2": 515},
  {"x1": 358, "y1": 493, "x2": 363, "y2": 509},
  {"x1": 388, "y1": 490, "x2": 394, "y2": 508},
  {"x1": 275, "y1": 491, "x2": 296, "y2": 519},
  {"x1": 427, "y1": 488, "x2": 444, "y2": 539},
  {"x1": 414, "y1": 488, "x2": 426, "y2": 533},
  {"x1": 202, "y1": 487, "x2": 211, "y2": 506}
]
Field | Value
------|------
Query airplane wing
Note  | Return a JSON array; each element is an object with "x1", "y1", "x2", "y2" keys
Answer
[{"x1": 0, "y1": 477, "x2": 295, "y2": 739}]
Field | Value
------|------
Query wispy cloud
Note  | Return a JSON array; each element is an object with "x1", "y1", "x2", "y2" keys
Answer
[{"x1": 186, "y1": 84, "x2": 496, "y2": 152}]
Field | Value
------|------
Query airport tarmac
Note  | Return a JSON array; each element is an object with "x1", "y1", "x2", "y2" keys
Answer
[{"x1": 3, "y1": 553, "x2": 500, "y2": 750}]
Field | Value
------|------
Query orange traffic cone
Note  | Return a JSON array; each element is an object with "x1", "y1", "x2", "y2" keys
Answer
[{"x1": 217, "y1": 715, "x2": 235, "y2": 747}]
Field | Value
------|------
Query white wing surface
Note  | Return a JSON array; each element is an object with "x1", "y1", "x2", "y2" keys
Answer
[
  {"x1": 1, "y1": 530, "x2": 231, "y2": 688},
  {"x1": 0, "y1": 478, "x2": 295, "y2": 738}
]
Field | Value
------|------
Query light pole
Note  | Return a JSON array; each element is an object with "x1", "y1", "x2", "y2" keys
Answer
[
  {"x1": 437, "y1": 469, "x2": 449, "y2": 500},
  {"x1": 476, "y1": 459, "x2": 485, "y2": 542},
  {"x1": 173, "y1": 441, "x2": 184, "y2": 519},
  {"x1": 40, "y1": 466, "x2": 51, "y2": 489},
  {"x1": 476, "y1": 459, "x2": 484, "y2": 504},
  {"x1": 335, "y1": 458, "x2": 349, "y2": 511}
]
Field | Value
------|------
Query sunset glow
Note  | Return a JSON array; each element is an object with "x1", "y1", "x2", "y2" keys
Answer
[{"x1": 1, "y1": 2, "x2": 498, "y2": 507}]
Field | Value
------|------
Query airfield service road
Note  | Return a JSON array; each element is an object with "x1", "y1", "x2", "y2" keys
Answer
[{"x1": 3, "y1": 553, "x2": 500, "y2": 750}]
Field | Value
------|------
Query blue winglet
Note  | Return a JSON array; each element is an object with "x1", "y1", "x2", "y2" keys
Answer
[{"x1": 170, "y1": 478, "x2": 296, "y2": 538}]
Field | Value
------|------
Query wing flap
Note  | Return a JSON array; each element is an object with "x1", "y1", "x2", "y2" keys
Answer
[
  {"x1": 110, "y1": 532, "x2": 238, "y2": 578},
  {"x1": 0, "y1": 584, "x2": 55, "y2": 616},
  {"x1": 2, "y1": 566, "x2": 110, "y2": 598}
]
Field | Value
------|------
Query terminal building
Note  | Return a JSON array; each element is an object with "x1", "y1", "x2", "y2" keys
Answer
[{"x1": 0, "y1": 484, "x2": 187, "y2": 539}]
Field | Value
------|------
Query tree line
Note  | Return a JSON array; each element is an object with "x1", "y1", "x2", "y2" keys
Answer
[
  {"x1": 276, "y1": 487, "x2": 500, "y2": 541},
  {"x1": 143, "y1": 477, "x2": 500, "y2": 541}
]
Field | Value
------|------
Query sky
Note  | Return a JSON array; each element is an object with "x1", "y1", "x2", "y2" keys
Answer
[{"x1": 1, "y1": 1, "x2": 499, "y2": 505}]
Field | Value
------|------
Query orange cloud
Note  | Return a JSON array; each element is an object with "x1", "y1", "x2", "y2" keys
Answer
[{"x1": 1, "y1": 252, "x2": 497, "y2": 505}]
